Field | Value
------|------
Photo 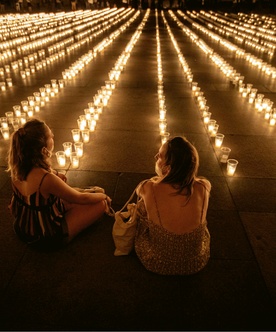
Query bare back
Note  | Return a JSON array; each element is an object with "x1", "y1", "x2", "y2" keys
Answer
[{"x1": 140, "y1": 179, "x2": 210, "y2": 234}]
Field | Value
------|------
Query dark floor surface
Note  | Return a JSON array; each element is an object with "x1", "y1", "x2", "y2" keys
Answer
[{"x1": 0, "y1": 8, "x2": 275, "y2": 331}]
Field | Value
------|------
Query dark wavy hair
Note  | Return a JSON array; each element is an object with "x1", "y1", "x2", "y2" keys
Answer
[
  {"x1": 161, "y1": 136, "x2": 199, "y2": 196},
  {"x1": 7, "y1": 119, "x2": 51, "y2": 181}
]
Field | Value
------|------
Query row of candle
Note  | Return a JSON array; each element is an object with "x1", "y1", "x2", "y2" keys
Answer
[
  {"x1": 174, "y1": 11, "x2": 276, "y2": 127},
  {"x1": 199, "y1": 11, "x2": 276, "y2": 57},
  {"x1": 185, "y1": 11, "x2": 276, "y2": 79},
  {"x1": 55, "y1": 10, "x2": 150, "y2": 169},
  {"x1": 155, "y1": 11, "x2": 170, "y2": 145},
  {"x1": 0, "y1": 9, "x2": 134, "y2": 85},
  {"x1": 0, "y1": 9, "x2": 141, "y2": 142},
  {"x1": 165, "y1": 11, "x2": 238, "y2": 175},
  {"x1": 186, "y1": 13, "x2": 276, "y2": 79},
  {"x1": 0, "y1": 9, "x2": 121, "y2": 56},
  {"x1": 216, "y1": 12, "x2": 276, "y2": 45}
]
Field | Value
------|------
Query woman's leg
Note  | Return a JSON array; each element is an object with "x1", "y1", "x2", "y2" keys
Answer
[{"x1": 64, "y1": 200, "x2": 106, "y2": 242}]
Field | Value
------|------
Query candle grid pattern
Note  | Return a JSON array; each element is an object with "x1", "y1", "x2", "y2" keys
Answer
[
  {"x1": 175, "y1": 10, "x2": 276, "y2": 126},
  {"x1": 56, "y1": 9, "x2": 150, "y2": 170},
  {"x1": 1, "y1": 9, "x2": 276, "y2": 177},
  {"x1": 0, "y1": 9, "x2": 140, "y2": 142}
]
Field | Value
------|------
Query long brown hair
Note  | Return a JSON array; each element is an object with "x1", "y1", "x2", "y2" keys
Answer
[
  {"x1": 161, "y1": 136, "x2": 199, "y2": 196},
  {"x1": 7, "y1": 119, "x2": 51, "y2": 181}
]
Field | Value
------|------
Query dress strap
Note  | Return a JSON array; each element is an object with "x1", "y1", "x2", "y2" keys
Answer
[
  {"x1": 200, "y1": 186, "x2": 206, "y2": 224},
  {"x1": 38, "y1": 173, "x2": 49, "y2": 191}
]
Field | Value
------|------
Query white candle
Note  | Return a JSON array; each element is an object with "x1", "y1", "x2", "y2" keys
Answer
[
  {"x1": 1, "y1": 127, "x2": 9, "y2": 140},
  {"x1": 72, "y1": 129, "x2": 80, "y2": 142},
  {"x1": 63, "y1": 142, "x2": 72, "y2": 157},
  {"x1": 227, "y1": 159, "x2": 238, "y2": 176},
  {"x1": 74, "y1": 142, "x2": 83, "y2": 157},
  {"x1": 56, "y1": 151, "x2": 66, "y2": 167},
  {"x1": 70, "y1": 152, "x2": 79, "y2": 168},
  {"x1": 81, "y1": 129, "x2": 90, "y2": 143}
]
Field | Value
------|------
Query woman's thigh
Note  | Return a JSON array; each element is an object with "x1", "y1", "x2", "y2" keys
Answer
[{"x1": 64, "y1": 201, "x2": 106, "y2": 241}]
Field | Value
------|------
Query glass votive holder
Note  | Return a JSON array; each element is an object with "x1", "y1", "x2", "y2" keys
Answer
[
  {"x1": 88, "y1": 102, "x2": 94, "y2": 113},
  {"x1": 58, "y1": 79, "x2": 64, "y2": 88},
  {"x1": 159, "y1": 109, "x2": 166, "y2": 120},
  {"x1": 191, "y1": 81, "x2": 198, "y2": 91},
  {"x1": 211, "y1": 124, "x2": 219, "y2": 137},
  {"x1": 215, "y1": 133, "x2": 224, "y2": 148},
  {"x1": 72, "y1": 129, "x2": 80, "y2": 142},
  {"x1": 12, "y1": 117, "x2": 20, "y2": 131},
  {"x1": 13, "y1": 105, "x2": 21, "y2": 117},
  {"x1": 74, "y1": 142, "x2": 83, "y2": 157},
  {"x1": 0, "y1": 117, "x2": 8, "y2": 128},
  {"x1": 1, "y1": 127, "x2": 10, "y2": 140},
  {"x1": 56, "y1": 151, "x2": 66, "y2": 167},
  {"x1": 20, "y1": 71, "x2": 26, "y2": 79},
  {"x1": 6, "y1": 78, "x2": 13, "y2": 87},
  {"x1": 34, "y1": 102, "x2": 40, "y2": 112},
  {"x1": 88, "y1": 119, "x2": 96, "y2": 131},
  {"x1": 20, "y1": 113, "x2": 27, "y2": 125},
  {"x1": 21, "y1": 100, "x2": 28, "y2": 112},
  {"x1": 81, "y1": 129, "x2": 90, "y2": 143},
  {"x1": 39, "y1": 87, "x2": 46, "y2": 97},
  {"x1": 161, "y1": 132, "x2": 170, "y2": 144},
  {"x1": 5, "y1": 112, "x2": 14, "y2": 123},
  {"x1": 219, "y1": 147, "x2": 231, "y2": 163},
  {"x1": 63, "y1": 142, "x2": 72, "y2": 157},
  {"x1": 84, "y1": 108, "x2": 91, "y2": 120},
  {"x1": 27, "y1": 106, "x2": 34, "y2": 117},
  {"x1": 208, "y1": 119, "x2": 216, "y2": 133},
  {"x1": 70, "y1": 152, "x2": 79, "y2": 169},
  {"x1": 28, "y1": 96, "x2": 35, "y2": 106},
  {"x1": 0, "y1": 82, "x2": 6, "y2": 91},
  {"x1": 227, "y1": 159, "x2": 238, "y2": 176},
  {"x1": 203, "y1": 112, "x2": 211, "y2": 124},
  {"x1": 159, "y1": 120, "x2": 167, "y2": 134},
  {"x1": 51, "y1": 79, "x2": 57, "y2": 88}
]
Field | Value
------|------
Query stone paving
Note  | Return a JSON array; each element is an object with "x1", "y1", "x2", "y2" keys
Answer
[{"x1": 0, "y1": 8, "x2": 275, "y2": 330}]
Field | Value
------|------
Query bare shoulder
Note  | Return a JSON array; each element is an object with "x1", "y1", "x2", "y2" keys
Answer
[
  {"x1": 196, "y1": 178, "x2": 211, "y2": 191},
  {"x1": 136, "y1": 178, "x2": 156, "y2": 196}
]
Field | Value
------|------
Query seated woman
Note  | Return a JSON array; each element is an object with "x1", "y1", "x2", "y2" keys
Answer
[
  {"x1": 7, "y1": 119, "x2": 112, "y2": 249},
  {"x1": 135, "y1": 136, "x2": 211, "y2": 275}
]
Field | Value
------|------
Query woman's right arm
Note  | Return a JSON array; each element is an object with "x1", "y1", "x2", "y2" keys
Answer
[{"x1": 41, "y1": 173, "x2": 107, "y2": 205}]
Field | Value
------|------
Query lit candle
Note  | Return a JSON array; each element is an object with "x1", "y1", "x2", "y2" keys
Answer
[
  {"x1": 1, "y1": 127, "x2": 10, "y2": 140},
  {"x1": 203, "y1": 112, "x2": 211, "y2": 124},
  {"x1": 0, "y1": 82, "x2": 6, "y2": 91},
  {"x1": 215, "y1": 133, "x2": 225, "y2": 148},
  {"x1": 63, "y1": 142, "x2": 72, "y2": 157},
  {"x1": 74, "y1": 142, "x2": 83, "y2": 157},
  {"x1": 227, "y1": 159, "x2": 238, "y2": 176},
  {"x1": 159, "y1": 120, "x2": 167, "y2": 134},
  {"x1": 56, "y1": 151, "x2": 66, "y2": 167},
  {"x1": 81, "y1": 129, "x2": 90, "y2": 143},
  {"x1": 70, "y1": 152, "x2": 79, "y2": 169},
  {"x1": 12, "y1": 118, "x2": 20, "y2": 131},
  {"x1": 6, "y1": 78, "x2": 13, "y2": 87},
  {"x1": 208, "y1": 119, "x2": 216, "y2": 133},
  {"x1": 161, "y1": 132, "x2": 170, "y2": 144},
  {"x1": 71, "y1": 129, "x2": 80, "y2": 142},
  {"x1": 13, "y1": 105, "x2": 21, "y2": 117},
  {"x1": 0, "y1": 117, "x2": 8, "y2": 128},
  {"x1": 220, "y1": 147, "x2": 231, "y2": 163}
]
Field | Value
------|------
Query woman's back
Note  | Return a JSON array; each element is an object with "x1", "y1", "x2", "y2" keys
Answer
[
  {"x1": 141, "y1": 179, "x2": 210, "y2": 234},
  {"x1": 135, "y1": 178, "x2": 211, "y2": 275}
]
